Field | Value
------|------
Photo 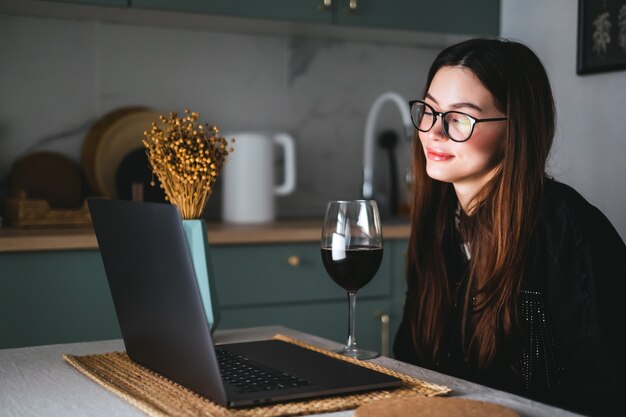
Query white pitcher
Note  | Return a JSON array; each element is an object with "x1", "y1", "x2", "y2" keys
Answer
[{"x1": 222, "y1": 132, "x2": 296, "y2": 224}]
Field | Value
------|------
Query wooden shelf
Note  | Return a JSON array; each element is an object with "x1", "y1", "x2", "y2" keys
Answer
[{"x1": 0, "y1": 219, "x2": 410, "y2": 252}]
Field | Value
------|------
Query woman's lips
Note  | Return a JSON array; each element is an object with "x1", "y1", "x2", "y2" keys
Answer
[{"x1": 426, "y1": 148, "x2": 455, "y2": 161}]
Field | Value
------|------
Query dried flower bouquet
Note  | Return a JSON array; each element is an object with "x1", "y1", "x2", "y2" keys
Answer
[{"x1": 143, "y1": 109, "x2": 233, "y2": 219}]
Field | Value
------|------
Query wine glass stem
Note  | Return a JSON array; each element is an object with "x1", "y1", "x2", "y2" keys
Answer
[{"x1": 346, "y1": 291, "x2": 357, "y2": 352}]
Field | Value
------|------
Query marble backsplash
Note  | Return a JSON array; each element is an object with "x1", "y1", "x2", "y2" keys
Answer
[{"x1": 0, "y1": 15, "x2": 441, "y2": 220}]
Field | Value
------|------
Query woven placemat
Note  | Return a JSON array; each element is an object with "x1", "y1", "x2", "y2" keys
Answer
[{"x1": 64, "y1": 334, "x2": 450, "y2": 417}]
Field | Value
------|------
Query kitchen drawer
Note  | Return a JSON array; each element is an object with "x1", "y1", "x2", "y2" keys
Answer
[
  {"x1": 219, "y1": 298, "x2": 392, "y2": 353},
  {"x1": 211, "y1": 242, "x2": 391, "y2": 307}
]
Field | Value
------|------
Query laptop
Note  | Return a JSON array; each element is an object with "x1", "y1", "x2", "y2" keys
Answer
[{"x1": 88, "y1": 198, "x2": 403, "y2": 407}]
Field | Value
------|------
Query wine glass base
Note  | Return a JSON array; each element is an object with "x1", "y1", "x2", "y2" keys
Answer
[{"x1": 334, "y1": 347, "x2": 380, "y2": 360}]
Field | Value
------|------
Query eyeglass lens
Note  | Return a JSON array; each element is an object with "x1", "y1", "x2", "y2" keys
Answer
[{"x1": 411, "y1": 102, "x2": 473, "y2": 142}]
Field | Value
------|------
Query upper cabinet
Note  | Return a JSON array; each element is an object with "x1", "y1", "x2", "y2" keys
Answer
[
  {"x1": 44, "y1": 0, "x2": 128, "y2": 6},
  {"x1": 38, "y1": 0, "x2": 500, "y2": 36},
  {"x1": 335, "y1": 0, "x2": 500, "y2": 36},
  {"x1": 129, "y1": 0, "x2": 499, "y2": 36},
  {"x1": 130, "y1": 0, "x2": 333, "y2": 25}
]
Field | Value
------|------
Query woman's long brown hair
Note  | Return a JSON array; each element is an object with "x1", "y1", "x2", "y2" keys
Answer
[{"x1": 407, "y1": 39, "x2": 556, "y2": 369}]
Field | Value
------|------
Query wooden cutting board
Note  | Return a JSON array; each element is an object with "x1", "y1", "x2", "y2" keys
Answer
[
  {"x1": 9, "y1": 151, "x2": 83, "y2": 208},
  {"x1": 82, "y1": 106, "x2": 161, "y2": 198}
]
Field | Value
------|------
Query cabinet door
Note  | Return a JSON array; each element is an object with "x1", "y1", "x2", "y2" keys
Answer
[
  {"x1": 130, "y1": 0, "x2": 333, "y2": 24},
  {"x1": 334, "y1": 0, "x2": 500, "y2": 36},
  {"x1": 220, "y1": 298, "x2": 391, "y2": 353},
  {"x1": 389, "y1": 239, "x2": 408, "y2": 347},
  {"x1": 213, "y1": 241, "x2": 396, "y2": 354},
  {"x1": 0, "y1": 251, "x2": 120, "y2": 349}
]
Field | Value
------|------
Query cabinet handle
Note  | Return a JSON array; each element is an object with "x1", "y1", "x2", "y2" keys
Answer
[
  {"x1": 318, "y1": 0, "x2": 332, "y2": 11},
  {"x1": 380, "y1": 313, "x2": 390, "y2": 356},
  {"x1": 287, "y1": 256, "x2": 301, "y2": 267},
  {"x1": 344, "y1": 0, "x2": 357, "y2": 13}
]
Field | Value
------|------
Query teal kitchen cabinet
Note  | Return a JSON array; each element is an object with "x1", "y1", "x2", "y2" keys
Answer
[
  {"x1": 212, "y1": 242, "x2": 389, "y2": 306},
  {"x1": 42, "y1": 0, "x2": 129, "y2": 6},
  {"x1": 389, "y1": 239, "x2": 408, "y2": 344},
  {"x1": 212, "y1": 242, "x2": 393, "y2": 354},
  {"x1": 132, "y1": 0, "x2": 499, "y2": 35},
  {"x1": 38, "y1": 0, "x2": 499, "y2": 36},
  {"x1": 335, "y1": 0, "x2": 500, "y2": 36},
  {"x1": 0, "y1": 250, "x2": 120, "y2": 349},
  {"x1": 220, "y1": 299, "x2": 389, "y2": 354},
  {"x1": 0, "y1": 239, "x2": 408, "y2": 352},
  {"x1": 130, "y1": 0, "x2": 333, "y2": 25}
]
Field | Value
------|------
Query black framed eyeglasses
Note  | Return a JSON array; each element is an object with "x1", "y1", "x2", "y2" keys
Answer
[{"x1": 408, "y1": 100, "x2": 508, "y2": 143}]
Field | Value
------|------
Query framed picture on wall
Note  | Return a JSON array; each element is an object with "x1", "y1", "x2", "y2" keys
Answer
[{"x1": 577, "y1": 0, "x2": 626, "y2": 74}]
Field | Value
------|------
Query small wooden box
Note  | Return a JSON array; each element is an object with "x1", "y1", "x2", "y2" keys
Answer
[{"x1": 4, "y1": 196, "x2": 92, "y2": 228}]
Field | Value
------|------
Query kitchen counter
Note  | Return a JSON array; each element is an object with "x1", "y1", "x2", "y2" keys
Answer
[{"x1": 0, "y1": 219, "x2": 410, "y2": 252}]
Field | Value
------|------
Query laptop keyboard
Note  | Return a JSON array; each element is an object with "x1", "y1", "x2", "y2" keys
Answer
[{"x1": 216, "y1": 349, "x2": 313, "y2": 393}]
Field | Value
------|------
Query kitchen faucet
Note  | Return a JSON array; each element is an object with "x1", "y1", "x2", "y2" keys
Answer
[{"x1": 362, "y1": 91, "x2": 413, "y2": 200}]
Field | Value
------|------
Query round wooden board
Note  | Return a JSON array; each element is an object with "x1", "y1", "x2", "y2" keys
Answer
[
  {"x1": 9, "y1": 151, "x2": 83, "y2": 208},
  {"x1": 82, "y1": 107, "x2": 161, "y2": 197},
  {"x1": 354, "y1": 397, "x2": 520, "y2": 417}
]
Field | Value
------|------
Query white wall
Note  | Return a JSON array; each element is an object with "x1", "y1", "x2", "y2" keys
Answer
[
  {"x1": 8, "y1": 4, "x2": 619, "y2": 230},
  {"x1": 501, "y1": 0, "x2": 626, "y2": 240},
  {"x1": 0, "y1": 14, "x2": 439, "y2": 219}
]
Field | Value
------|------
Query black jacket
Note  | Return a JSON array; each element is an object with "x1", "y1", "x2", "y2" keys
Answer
[{"x1": 393, "y1": 179, "x2": 626, "y2": 416}]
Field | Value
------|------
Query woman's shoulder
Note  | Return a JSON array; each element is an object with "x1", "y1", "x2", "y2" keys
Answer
[
  {"x1": 541, "y1": 177, "x2": 619, "y2": 238},
  {"x1": 532, "y1": 177, "x2": 626, "y2": 283},
  {"x1": 534, "y1": 178, "x2": 626, "y2": 292},
  {"x1": 543, "y1": 177, "x2": 596, "y2": 214}
]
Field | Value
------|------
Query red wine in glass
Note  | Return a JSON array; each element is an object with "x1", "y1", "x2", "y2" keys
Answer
[
  {"x1": 321, "y1": 200, "x2": 383, "y2": 360},
  {"x1": 320, "y1": 246, "x2": 383, "y2": 292}
]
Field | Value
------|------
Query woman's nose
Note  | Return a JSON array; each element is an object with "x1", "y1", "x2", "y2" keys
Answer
[{"x1": 429, "y1": 116, "x2": 448, "y2": 141}]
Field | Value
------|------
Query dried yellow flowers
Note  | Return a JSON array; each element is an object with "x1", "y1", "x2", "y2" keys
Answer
[{"x1": 143, "y1": 109, "x2": 233, "y2": 219}]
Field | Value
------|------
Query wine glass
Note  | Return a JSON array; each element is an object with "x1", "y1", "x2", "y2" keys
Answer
[{"x1": 321, "y1": 200, "x2": 383, "y2": 360}]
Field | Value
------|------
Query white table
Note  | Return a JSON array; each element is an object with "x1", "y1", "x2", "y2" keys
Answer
[{"x1": 0, "y1": 326, "x2": 582, "y2": 417}]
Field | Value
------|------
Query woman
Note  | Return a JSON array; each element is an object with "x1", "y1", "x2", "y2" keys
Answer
[{"x1": 393, "y1": 38, "x2": 626, "y2": 416}]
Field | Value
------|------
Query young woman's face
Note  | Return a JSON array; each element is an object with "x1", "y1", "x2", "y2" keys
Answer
[{"x1": 419, "y1": 66, "x2": 507, "y2": 199}]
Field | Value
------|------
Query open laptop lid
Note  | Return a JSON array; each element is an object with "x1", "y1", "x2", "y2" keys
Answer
[{"x1": 88, "y1": 198, "x2": 228, "y2": 405}]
